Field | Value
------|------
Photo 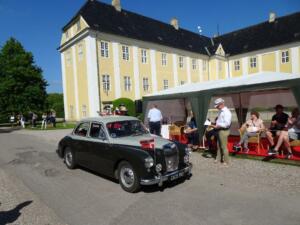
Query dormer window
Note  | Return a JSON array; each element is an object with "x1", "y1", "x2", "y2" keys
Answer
[
  {"x1": 76, "y1": 20, "x2": 81, "y2": 32},
  {"x1": 65, "y1": 30, "x2": 69, "y2": 39}
]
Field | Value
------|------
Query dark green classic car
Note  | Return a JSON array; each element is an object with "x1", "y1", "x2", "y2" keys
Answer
[{"x1": 57, "y1": 116, "x2": 192, "y2": 192}]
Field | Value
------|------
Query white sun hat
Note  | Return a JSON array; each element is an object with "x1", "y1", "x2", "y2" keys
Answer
[{"x1": 214, "y1": 98, "x2": 225, "y2": 108}]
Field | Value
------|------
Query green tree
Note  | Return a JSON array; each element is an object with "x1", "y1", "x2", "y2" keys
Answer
[
  {"x1": 0, "y1": 38, "x2": 47, "y2": 122},
  {"x1": 46, "y1": 93, "x2": 64, "y2": 118}
]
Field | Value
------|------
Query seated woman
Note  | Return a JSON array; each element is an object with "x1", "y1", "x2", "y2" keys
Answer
[
  {"x1": 235, "y1": 111, "x2": 265, "y2": 152},
  {"x1": 270, "y1": 108, "x2": 300, "y2": 159},
  {"x1": 185, "y1": 111, "x2": 199, "y2": 150}
]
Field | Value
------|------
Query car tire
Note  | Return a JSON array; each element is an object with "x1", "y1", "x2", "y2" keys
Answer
[
  {"x1": 118, "y1": 161, "x2": 140, "y2": 193},
  {"x1": 64, "y1": 147, "x2": 76, "y2": 169}
]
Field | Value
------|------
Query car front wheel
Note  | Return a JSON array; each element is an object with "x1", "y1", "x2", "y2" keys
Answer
[
  {"x1": 118, "y1": 161, "x2": 140, "y2": 193},
  {"x1": 64, "y1": 147, "x2": 76, "y2": 169}
]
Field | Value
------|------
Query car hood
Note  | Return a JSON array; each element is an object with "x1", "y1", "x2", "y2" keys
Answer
[{"x1": 111, "y1": 134, "x2": 173, "y2": 149}]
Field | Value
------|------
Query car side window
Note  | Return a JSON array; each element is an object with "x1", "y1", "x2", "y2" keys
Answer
[
  {"x1": 74, "y1": 122, "x2": 90, "y2": 137},
  {"x1": 90, "y1": 123, "x2": 107, "y2": 140}
]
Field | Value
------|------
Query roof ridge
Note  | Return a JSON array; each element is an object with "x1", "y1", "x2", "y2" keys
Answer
[{"x1": 215, "y1": 11, "x2": 300, "y2": 39}]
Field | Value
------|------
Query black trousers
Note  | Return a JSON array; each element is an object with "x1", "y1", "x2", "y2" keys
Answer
[
  {"x1": 149, "y1": 121, "x2": 161, "y2": 136},
  {"x1": 206, "y1": 129, "x2": 219, "y2": 150}
]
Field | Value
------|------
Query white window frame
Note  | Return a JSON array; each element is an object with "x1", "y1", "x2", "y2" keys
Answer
[
  {"x1": 78, "y1": 43, "x2": 83, "y2": 61},
  {"x1": 100, "y1": 41, "x2": 109, "y2": 58},
  {"x1": 179, "y1": 56, "x2": 184, "y2": 68},
  {"x1": 124, "y1": 76, "x2": 131, "y2": 91},
  {"x1": 141, "y1": 49, "x2": 147, "y2": 64},
  {"x1": 161, "y1": 53, "x2": 167, "y2": 66},
  {"x1": 192, "y1": 59, "x2": 197, "y2": 70},
  {"x1": 234, "y1": 60, "x2": 240, "y2": 71},
  {"x1": 281, "y1": 50, "x2": 289, "y2": 64},
  {"x1": 76, "y1": 20, "x2": 81, "y2": 32},
  {"x1": 102, "y1": 74, "x2": 110, "y2": 92},
  {"x1": 69, "y1": 105, "x2": 74, "y2": 119},
  {"x1": 202, "y1": 60, "x2": 207, "y2": 71},
  {"x1": 82, "y1": 105, "x2": 87, "y2": 117},
  {"x1": 250, "y1": 57, "x2": 257, "y2": 68},
  {"x1": 66, "y1": 51, "x2": 71, "y2": 66},
  {"x1": 122, "y1": 45, "x2": 129, "y2": 61},
  {"x1": 163, "y1": 79, "x2": 169, "y2": 90},
  {"x1": 142, "y1": 77, "x2": 149, "y2": 92}
]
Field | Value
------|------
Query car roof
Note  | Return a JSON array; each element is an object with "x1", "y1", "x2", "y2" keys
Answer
[{"x1": 81, "y1": 116, "x2": 140, "y2": 124}]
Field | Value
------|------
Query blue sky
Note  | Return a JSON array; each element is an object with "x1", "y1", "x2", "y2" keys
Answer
[{"x1": 0, "y1": 0, "x2": 299, "y2": 93}]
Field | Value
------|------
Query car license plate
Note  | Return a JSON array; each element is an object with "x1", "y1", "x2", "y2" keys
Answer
[{"x1": 170, "y1": 171, "x2": 185, "y2": 181}]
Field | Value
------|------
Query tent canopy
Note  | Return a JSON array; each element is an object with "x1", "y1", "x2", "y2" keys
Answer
[{"x1": 143, "y1": 72, "x2": 300, "y2": 138}]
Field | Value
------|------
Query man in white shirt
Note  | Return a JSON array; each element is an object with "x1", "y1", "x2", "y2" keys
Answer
[
  {"x1": 211, "y1": 98, "x2": 232, "y2": 166},
  {"x1": 147, "y1": 104, "x2": 163, "y2": 136}
]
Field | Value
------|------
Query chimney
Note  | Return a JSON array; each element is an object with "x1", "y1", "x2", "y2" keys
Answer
[
  {"x1": 269, "y1": 12, "x2": 276, "y2": 23},
  {"x1": 112, "y1": 0, "x2": 121, "y2": 12},
  {"x1": 170, "y1": 18, "x2": 179, "y2": 30}
]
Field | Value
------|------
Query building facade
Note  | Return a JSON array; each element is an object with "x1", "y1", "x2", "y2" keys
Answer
[{"x1": 58, "y1": 0, "x2": 300, "y2": 121}]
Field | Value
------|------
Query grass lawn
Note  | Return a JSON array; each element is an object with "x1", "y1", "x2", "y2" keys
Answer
[{"x1": 25, "y1": 122, "x2": 76, "y2": 130}]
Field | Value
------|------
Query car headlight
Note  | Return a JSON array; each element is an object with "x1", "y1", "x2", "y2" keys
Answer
[
  {"x1": 155, "y1": 163, "x2": 162, "y2": 172},
  {"x1": 185, "y1": 147, "x2": 192, "y2": 156},
  {"x1": 184, "y1": 155, "x2": 189, "y2": 164},
  {"x1": 144, "y1": 156, "x2": 154, "y2": 168}
]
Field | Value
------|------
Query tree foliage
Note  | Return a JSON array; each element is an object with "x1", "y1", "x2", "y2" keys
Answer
[
  {"x1": 0, "y1": 38, "x2": 47, "y2": 122},
  {"x1": 112, "y1": 98, "x2": 136, "y2": 116},
  {"x1": 46, "y1": 93, "x2": 64, "y2": 118}
]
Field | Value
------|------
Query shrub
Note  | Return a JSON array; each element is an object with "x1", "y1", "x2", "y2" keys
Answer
[{"x1": 112, "y1": 98, "x2": 135, "y2": 116}]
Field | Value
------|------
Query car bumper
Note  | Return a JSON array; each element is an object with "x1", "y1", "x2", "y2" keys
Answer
[{"x1": 140, "y1": 163, "x2": 192, "y2": 186}]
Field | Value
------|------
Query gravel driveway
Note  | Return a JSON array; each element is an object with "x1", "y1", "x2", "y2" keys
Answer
[{"x1": 0, "y1": 128, "x2": 299, "y2": 225}]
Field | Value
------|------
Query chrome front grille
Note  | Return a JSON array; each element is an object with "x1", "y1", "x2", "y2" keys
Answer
[{"x1": 165, "y1": 154, "x2": 179, "y2": 172}]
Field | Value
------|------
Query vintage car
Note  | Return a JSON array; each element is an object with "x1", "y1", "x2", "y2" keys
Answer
[{"x1": 57, "y1": 116, "x2": 192, "y2": 192}]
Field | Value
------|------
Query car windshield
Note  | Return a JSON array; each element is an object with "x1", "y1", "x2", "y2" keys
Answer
[{"x1": 106, "y1": 120, "x2": 148, "y2": 138}]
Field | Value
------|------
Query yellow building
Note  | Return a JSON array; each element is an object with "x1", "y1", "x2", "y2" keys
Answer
[{"x1": 58, "y1": 0, "x2": 300, "y2": 121}]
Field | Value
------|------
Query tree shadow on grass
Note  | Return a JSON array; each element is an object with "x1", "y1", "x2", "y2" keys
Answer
[{"x1": 0, "y1": 200, "x2": 32, "y2": 225}]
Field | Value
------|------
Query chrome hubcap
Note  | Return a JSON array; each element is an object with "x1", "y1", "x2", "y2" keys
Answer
[
  {"x1": 65, "y1": 151, "x2": 73, "y2": 166},
  {"x1": 120, "y1": 167, "x2": 134, "y2": 188}
]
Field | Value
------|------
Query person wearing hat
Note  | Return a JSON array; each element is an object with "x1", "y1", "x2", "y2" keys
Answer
[
  {"x1": 267, "y1": 104, "x2": 289, "y2": 155},
  {"x1": 210, "y1": 98, "x2": 232, "y2": 166},
  {"x1": 119, "y1": 104, "x2": 129, "y2": 116}
]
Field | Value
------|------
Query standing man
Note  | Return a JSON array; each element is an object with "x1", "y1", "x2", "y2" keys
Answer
[
  {"x1": 211, "y1": 98, "x2": 232, "y2": 166},
  {"x1": 147, "y1": 104, "x2": 163, "y2": 136}
]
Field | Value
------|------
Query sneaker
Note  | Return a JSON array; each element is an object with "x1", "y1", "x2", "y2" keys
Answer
[
  {"x1": 243, "y1": 147, "x2": 249, "y2": 153},
  {"x1": 285, "y1": 153, "x2": 293, "y2": 159},
  {"x1": 233, "y1": 143, "x2": 242, "y2": 152},
  {"x1": 268, "y1": 147, "x2": 278, "y2": 155}
]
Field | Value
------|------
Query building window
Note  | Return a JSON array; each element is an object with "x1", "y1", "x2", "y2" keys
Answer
[
  {"x1": 102, "y1": 75, "x2": 110, "y2": 92},
  {"x1": 78, "y1": 43, "x2": 83, "y2": 61},
  {"x1": 100, "y1": 41, "x2": 109, "y2": 58},
  {"x1": 76, "y1": 20, "x2": 81, "y2": 32},
  {"x1": 141, "y1": 49, "x2": 147, "y2": 64},
  {"x1": 234, "y1": 60, "x2": 240, "y2": 71},
  {"x1": 162, "y1": 53, "x2": 167, "y2": 66},
  {"x1": 69, "y1": 105, "x2": 74, "y2": 119},
  {"x1": 65, "y1": 30, "x2": 69, "y2": 39},
  {"x1": 282, "y1": 50, "x2": 289, "y2": 63},
  {"x1": 180, "y1": 81, "x2": 185, "y2": 85},
  {"x1": 124, "y1": 76, "x2": 131, "y2": 91},
  {"x1": 66, "y1": 51, "x2": 71, "y2": 66},
  {"x1": 218, "y1": 61, "x2": 222, "y2": 71},
  {"x1": 143, "y1": 77, "x2": 149, "y2": 92},
  {"x1": 202, "y1": 60, "x2": 207, "y2": 71},
  {"x1": 122, "y1": 45, "x2": 129, "y2": 61},
  {"x1": 163, "y1": 79, "x2": 169, "y2": 90},
  {"x1": 82, "y1": 105, "x2": 87, "y2": 117},
  {"x1": 179, "y1": 56, "x2": 184, "y2": 68},
  {"x1": 192, "y1": 59, "x2": 197, "y2": 70},
  {"x1": 250, "y1": 57, "x2": 257, "y2": 68}
]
